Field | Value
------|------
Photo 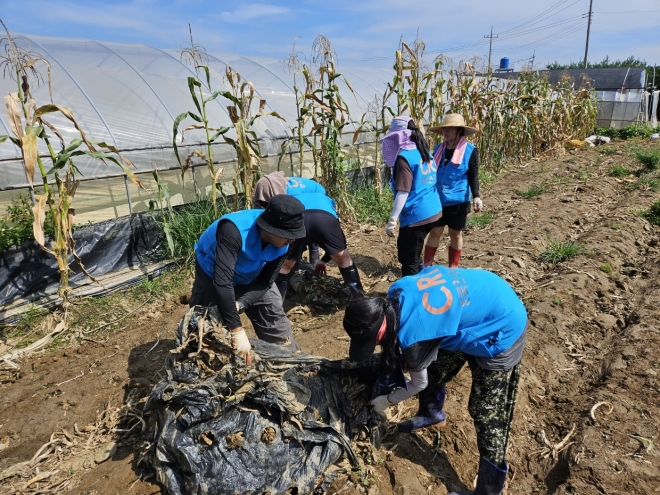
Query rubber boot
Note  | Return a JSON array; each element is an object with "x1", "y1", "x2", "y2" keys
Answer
[
  {"x1": 448, "y1": 246, "x2": 462, "y2": 268},
  {"x1": 448, "y1": 457, "x2": 508, "y2": 495},
  {"x1": 423, "y1": 245, "x2": 438, "y2": 267},
  {"x1": 397, "y1": 384, "x2": 446, "y2": 432},
  {"x1": 339, "y1": 264, "x2": 364, "y2": 298},
  {"x1": 275, "y1": 272, "x2": 290, "y2": 299},
  {"x1": 309, "y1": 244, "x2": 320, "y2": 266}
]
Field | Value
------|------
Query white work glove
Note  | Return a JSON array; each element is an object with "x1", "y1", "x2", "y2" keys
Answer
[
  {"x1": 370, "y1": 394, "x2": 393, "y2": 419},
  {"x1": 473, "y1": 197, "x2": 483, "y2": 213},
  {"x1": 230, "y1": 328, "x2": 252, "y2": 364},
  {"x1": 235, "y1": 301, "x2": 245, "y2": 313},
  {"x1": 385, "y1": 216, "x2": 398, "y2": 237}
]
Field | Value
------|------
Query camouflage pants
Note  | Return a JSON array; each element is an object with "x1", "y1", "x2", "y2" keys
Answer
[{"x1": 427, "y1": 349, "x2": 521, "y2": 466}]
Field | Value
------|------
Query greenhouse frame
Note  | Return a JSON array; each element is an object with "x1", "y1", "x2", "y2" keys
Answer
[{"x1": 0, "y1": 32, "x2": 392, "y2": 222}]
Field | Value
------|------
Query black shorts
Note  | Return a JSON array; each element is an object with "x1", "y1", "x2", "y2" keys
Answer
[
  {"x1": 287, "y1": 210, "x2": 347, "y2": 260},
  {"x1": 435, "y1": 201, "x2": 471, "y2": 231}
]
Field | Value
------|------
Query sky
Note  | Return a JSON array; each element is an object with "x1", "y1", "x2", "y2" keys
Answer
[{"x1": 1, "y1": 0, "x2": 659, "y2": 71}]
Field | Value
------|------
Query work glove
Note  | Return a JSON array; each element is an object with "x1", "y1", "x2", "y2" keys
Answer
[
  {"x1": 314, "y1": 262, "x2": 327, "y2": 276},
  {"x1": 385, "y1": 216, "x2": 398, "y2": 237},
  {"x1": 235, "y1": 301, "x2": 245, "y2": 313},
  {"x1": 473, "y1": 197, "x2": 483, "y2": 213},
  {"x1": 230, "y1": 328, "x2": 252, "y2": 364},
  {"x1": 370, "y1": 394, "x2": 393, "y2": 419}
]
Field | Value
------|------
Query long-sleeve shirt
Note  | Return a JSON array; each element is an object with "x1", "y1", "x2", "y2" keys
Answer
[{"x1": 213, "y1": 220, "x2": 286, "y2": 329}]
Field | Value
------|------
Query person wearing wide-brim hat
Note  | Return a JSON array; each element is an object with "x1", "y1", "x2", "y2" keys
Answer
[
  {"x1": 423, "y1": 113, "x2": 482, "y2": 269},
  {"x1": 342, "y1": 265, "x2": 528, "y2": 495},
  {"x1": 380, "y1": 116, "x2": 443, "y2": 277},
  {"x1": 190, "y1": 194, "x2": 306, "y2": 362}
]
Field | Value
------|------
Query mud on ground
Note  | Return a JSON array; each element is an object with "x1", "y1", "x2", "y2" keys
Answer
[{"x1": 1, "y1": 140, "x2": 659, "y2": 494}]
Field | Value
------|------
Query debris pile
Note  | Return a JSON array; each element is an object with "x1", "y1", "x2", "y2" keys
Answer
[{"x1": 143, "y1": 306, "x2": 382, "y2": 495}]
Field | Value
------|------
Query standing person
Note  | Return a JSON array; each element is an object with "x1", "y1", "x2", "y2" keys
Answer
[
  {"x1": 423, "y1": 114, "x2": 483, "y2": 268},
  {"x1": 382, "y1": 116, "x2": 442, "y2": 277},
  {"x1": 343, "y1": 266, "x2": 528, "y2": 495},
  {"x1": 253, "y1": 172, "x2": 364, "y2": 299},
  {"x1": 190, "y1": 195, "x2": 306, "y2": 360}
]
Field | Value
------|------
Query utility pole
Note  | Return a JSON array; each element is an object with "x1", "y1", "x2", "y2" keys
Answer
[
  {"x1": 583, "y1": 0, "x2": 594, "y2": 69},
  {"x1": 484, "y1": 26, "x2": 498, "y2": 72},
  {"x1": 530, "y1": 50, "x2": 536, "y2": 70}
]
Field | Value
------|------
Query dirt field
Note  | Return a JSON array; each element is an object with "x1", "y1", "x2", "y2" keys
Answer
[{"x1": 1, "y1": 140, "x2": 659, "y2": 494}]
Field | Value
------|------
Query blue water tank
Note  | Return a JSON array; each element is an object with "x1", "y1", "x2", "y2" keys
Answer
[{"x1": 499, "y1": 57, "x2": 510, "y2": 70}]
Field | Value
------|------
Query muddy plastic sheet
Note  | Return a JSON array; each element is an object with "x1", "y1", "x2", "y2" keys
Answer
[
  {"x1": 144, "y1": 306, "x2": 382, "y2": 495},
  {"x1": 0, "y1": 212, "x2": 164, "y2": 310}
]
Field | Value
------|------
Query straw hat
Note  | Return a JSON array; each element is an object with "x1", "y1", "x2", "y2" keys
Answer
[{"x1": 428, "y1": 113, "x2": 477, "y2": 135}]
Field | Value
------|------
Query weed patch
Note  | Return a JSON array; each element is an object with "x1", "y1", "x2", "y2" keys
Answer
[
  {"x1": 467, "y1": 212, "x2": 496, "y2": 229},
  {"x1": 608, "y1": 164, "x2": 629, "y2": 178},
  {"x1": 635, "y1": 148, "x2": 660, "y2": 170},
  {"x1": 514, "y1": 182, "x2": 548, "y2": 199},
  {"x1": 538, "y1": 239, "x2": 584, "y2": 265},
  {"x1": 642, "y1": 200, "x2": 660, "y2": 226},
  {"x1": 347, "y1": 186, "x2": 393, "y2": 224}
]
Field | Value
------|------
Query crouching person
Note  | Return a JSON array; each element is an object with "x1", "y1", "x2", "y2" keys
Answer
[
  {"x1": 253, "y1": 172, "x2": 364, "y2": 299},
  {"x1": 190, "y1": 195, "x2": 306, "y2": 361},
  {"x1": 342, "y1": 266, "x2": 528, "y2": 495}
]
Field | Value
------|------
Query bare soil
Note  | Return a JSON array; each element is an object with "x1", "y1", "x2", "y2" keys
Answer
[{"x1": 1, "y1": 140, "x2": 659, "y2": 495}]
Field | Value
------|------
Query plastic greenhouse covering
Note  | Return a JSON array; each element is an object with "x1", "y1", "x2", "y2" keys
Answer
[{"x1": 0, "y1": 33, "x2": 391, "y2": 222}]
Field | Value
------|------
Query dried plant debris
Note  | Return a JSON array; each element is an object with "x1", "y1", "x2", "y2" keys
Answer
[{"x1": 143, "y1": 306, "x2": 383, "y2": 495}]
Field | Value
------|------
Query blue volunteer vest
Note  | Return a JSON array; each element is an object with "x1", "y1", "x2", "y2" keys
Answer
[
  {"x1": 294, "y1": 192, "x2": 338, "y2": 218},
  {"x1": 390, "y1": 149, "x2": 442, "y2": 227},
  {"x1": 286, "y1": 177, "x2": 326, "y2": 196},
  {"x1": 435, "y1": 142, "x2": 475, "y2": 206},
  {"x1": 195, "y1": 209, "x2": 289, "y2": 286},
  {"x1": 389, "y1": 266, "x2": 527, "y2": 358}
]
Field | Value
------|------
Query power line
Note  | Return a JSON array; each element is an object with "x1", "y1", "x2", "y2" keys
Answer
[
  {"x1": 502, "y1": 21, "x2": 588, "y2": 55},
  {"x1": 595, "y1": 10, "x2": 660, "y2": 13},
  {"x1": 495, "y1": 15, "x2": 587, "y2": 41},
  {"x1": 498, "y1": 0, "x2": 572, "y2": 35}
]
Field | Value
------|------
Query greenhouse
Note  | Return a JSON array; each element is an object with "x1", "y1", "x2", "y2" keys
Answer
[
  {"x1": 494, "y1": 68, "x2": 648, "y2": 129},
  {"x1": 0, "y1": 32, "x2": 391, "y2": 223}
]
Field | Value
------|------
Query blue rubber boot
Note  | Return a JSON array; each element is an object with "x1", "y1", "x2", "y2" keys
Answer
[
  {"x1": 397, "y1": 384, "x2": 446, "y2": 432},
  {"x1": 449, "y1": 457, "x2": 508, "y2": 495}
]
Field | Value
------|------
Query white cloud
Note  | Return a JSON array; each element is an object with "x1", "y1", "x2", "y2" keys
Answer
[{"x1": 218, "y1": 4, "x2": 289, "y2": 23}]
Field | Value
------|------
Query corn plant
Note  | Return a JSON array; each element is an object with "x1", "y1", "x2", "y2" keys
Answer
[
  {"x1": 281, "y1": 37, "x2": 315, "y2": 177},
  {"x1": 173, "y1": 28, "x2": 227, "y2": 217},
  {"x1": 0, "y1": 22, "x2": 143, "y2": 304},
  {"x1": 219, "y1": 66, "x2": 284, "y2": 210},
  {"x1": 279, "y1": 36, "x2": 358, "y2": 217}
]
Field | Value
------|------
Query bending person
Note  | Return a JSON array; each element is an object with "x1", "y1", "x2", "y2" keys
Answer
[
  {"x1": 381, "y1": 116, "x2": 442, "y2": 276},
  {"x1": 253, "y1": 172, "x2": 364, "y2": 298},
  {"x1": 343, "y1": 266, "x2": 527, "y2": 495},
  {"x1": 190, "y1": 195, "x2": 306, "y2": 360},
  {"x1": 424, "y1": 114, "x2": 482, "y2": 268}
]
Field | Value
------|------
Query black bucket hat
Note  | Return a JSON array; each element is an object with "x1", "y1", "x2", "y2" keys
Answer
[{"x1": 256, "y1": 194, "x2": 306, "y2": 240}]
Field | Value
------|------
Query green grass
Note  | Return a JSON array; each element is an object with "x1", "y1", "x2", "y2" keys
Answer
[
  {"x1": 478, "y1": 168, "x2": 498, "y2": 186},
  {"x1": 538, "y1": 238, "x2": 584, "y2": 265},
  {"x1": 514, "y1": 182, "x2": 548, "y2": 199},
  {"x1": 597, "y1": 147, "x2": 617, "y2": 156},
  {"x1": 0, "y1": 192, "x2": 56, "y2": 251},
  {"x1": 551, "y1": 175, "x2": 571, "y2": 184},
  {"x1": 608, "y1": 222, "x2": 623, "y2": 230},
  {"x1": 467, "y1": 212, "x2": 496, "y2": 229},
  {"x1": 608, "y1": 164, "x2": 630, "y2": 178},
  {"x1": 600, "y1": 262, "x2": 614, "y2": 276},
  {"x1": 347, "y1": 185, "x2": 393, "y2": 224},
  {"x1": 637, "y1": 176, "x2": 660, "y2": 192},
  {"x1": 552, "y1": 297, "x2": 563, "y2": 307},
  {"x1": 635, "y1": 148, "x2": 660, "y2": 170},
  {"x1": 642, "y1": 200, "x2": 660, "y2": 226},
  {"x1": 166, "y1": 199, "x2": 228, "y2": 266}
]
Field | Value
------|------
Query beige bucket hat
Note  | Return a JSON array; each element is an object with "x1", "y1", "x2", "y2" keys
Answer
[{"x1": 428, "y1": 113, "x2": 477, "y2": 135}]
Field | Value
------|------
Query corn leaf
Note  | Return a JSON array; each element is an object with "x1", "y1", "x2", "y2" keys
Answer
[
  {"x1": 4, "y1": 93, "x2": 24, "y2": 140},
  {"x1": 21, "y1": 126, "x2": 39, "y2": 187}
]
